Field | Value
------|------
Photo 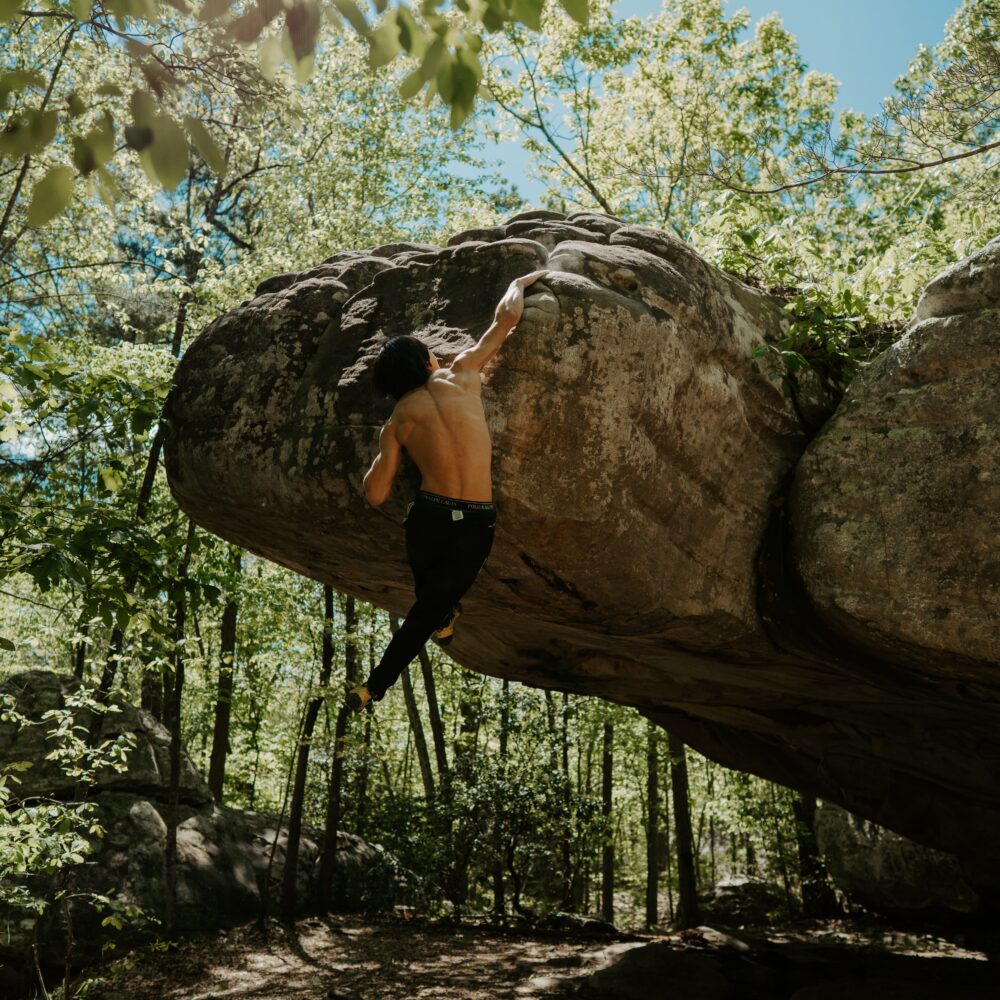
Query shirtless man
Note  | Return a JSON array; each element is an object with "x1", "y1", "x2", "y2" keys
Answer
[{"x1": 346, "y1": 269, "x2": 549, "y2": 712}]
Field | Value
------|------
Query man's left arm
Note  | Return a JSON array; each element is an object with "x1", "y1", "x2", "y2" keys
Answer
[{"x1": 363, "y1": 418, "x2": 403, "y2": 506}]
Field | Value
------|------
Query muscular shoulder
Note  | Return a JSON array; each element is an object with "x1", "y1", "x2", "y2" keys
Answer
[{"x1": 441, "y1": 365, "x2": 482, "y2": 395}]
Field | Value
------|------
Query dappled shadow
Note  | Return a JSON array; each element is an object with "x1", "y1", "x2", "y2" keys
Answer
[{"x1": 83, "y1": 916, "x2": 997, "y2": 1000}]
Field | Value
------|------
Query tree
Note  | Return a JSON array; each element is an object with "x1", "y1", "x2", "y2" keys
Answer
[
  {"x1": 645, "y1": 722, "x2": 658, "y2": 928},
  {"x1": 208, "y1": 547, "x2": 241, "y2": 801},
  {"x1": 668, "y1": 732, "x2": 699, "y2": 929},
  {"x1": 600, "y1": 719, "x2": 614, "y2": 924},
  {"x1": 279, "y1": 583, "x2": 335, "y2": 924},
  {"x1": 0, "y1": 0, "x2": 591, "y2": 236}
]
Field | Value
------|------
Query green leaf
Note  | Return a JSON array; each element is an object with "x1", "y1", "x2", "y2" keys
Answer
[
  {"x1": 0, "y1": 637, "x2": 14, "y2": 651},
  {"x1": 149, "y1": 115, "x2": 189, "y2": 190},
  {"x1": 130, "y1": 88, "x2": 156, "y2": 128},
  {"x1": 26, "y1": 166, "x2": 75, "y2": 226},
  {"x1": 559, "y1": 0, "x2": 590, "y2": 24},
  {"x1": 398, "y1": 66, "x2": 425, "y2": 101},
  {"x1": 183, "y1": 115, "x2": 226, "y2": 175},
  {"x1": 67, "y1": 91, "x2": 87, "y2": 117},
  {"x1": 510, "y1": 0, "x2": 544, "y2": 32},
  {"x1": 0, "y1": 0, "x2": 23, "y2": 21},
  {"x1": 417, "y1": 36, "x2": 446, "y2": 83},
  {"x1": 198, "y1": 0, "x2": 233, "y2": 21},
  {"x1": 0, "y1": 71, "x2": 46, "y2": 96},
  {"x1": 331, "y1": 0, "x2": 370, "y2": 38},
  {"x1": 369, "y1": 14, "x2": 402, "y2": 68},
  {"x1": 394, "y1": 7, "x2": 425, "y2": 57},
  {"x1": 99, "y1": 465, "x2": 125, "y2": 493}
]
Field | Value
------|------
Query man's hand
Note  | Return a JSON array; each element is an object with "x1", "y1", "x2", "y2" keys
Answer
[
  {"x1": 494, "y1": 269, "x2": 549, "y2": 332},
  {"x1": 452, "y1": 269, "x2": 551, "y2": 375}
]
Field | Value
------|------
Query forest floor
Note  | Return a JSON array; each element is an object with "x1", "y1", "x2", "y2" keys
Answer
[{"x1": 80, "y1": 913, "x2": 997, "y2": 1000}]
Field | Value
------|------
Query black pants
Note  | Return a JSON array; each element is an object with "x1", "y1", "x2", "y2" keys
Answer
[{"x1": 365, "y1": 491, "x2": 496, "y2": 699}]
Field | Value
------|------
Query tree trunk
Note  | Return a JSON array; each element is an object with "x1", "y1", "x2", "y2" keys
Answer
[
  {"x1": 208, "y1": 548, "x2": 241, "y2": 802},
  {"x1": 319, "y1": 589, "x2": 353, "y2": 910},
  {"x1": 72, "y1": 619, "x2": 89, "y2": 681},
  {"x1": 164, "y1": 519, "x2": 195, "y2": 937},
  {"x1": 601, "y1": 721, "x2": 614, "y2": 925},
  {"x1": 417, "y1": 647, "x2": 449, "y2": 787},
  {"x1": 392, "y1": 616, "x2": 435, "y2": 802},
  {"x1": 280, "y1": 584, "x2": 336, "y2": 924},
  {"x1": 561, "y1": 692, "x2": 574, "y2": 910},
  {"x1": 646, "y1": 723, "x2": 659, "y2": 928},
  {"x1": 91, "y1": 252, "x2": 202, "y2": 736},
  {"x1": 355, "y1": 623, "x2": 376, "y2": 838},
  {"x1": 492, "y1": 677, "x2": 510, "y2": 918},
  {"x1": 792, "y1": 792, "x2": 840, "y2": 917},
  {"x1": 668, "y1": 732, "x2": 700, "y2": 928}
]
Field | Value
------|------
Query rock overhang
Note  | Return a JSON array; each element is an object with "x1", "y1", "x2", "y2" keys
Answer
[{"x1": 164, "y1": 215, "x2": 1000, "y2": 892}]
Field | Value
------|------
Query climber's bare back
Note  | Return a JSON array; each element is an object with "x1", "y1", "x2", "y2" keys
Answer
[
  {"x1": 362, "y1": 269, "x2": 548, "y2": 507},
  {"x1": 394, "y1": 366, "x2": 493, "y2": 502}
]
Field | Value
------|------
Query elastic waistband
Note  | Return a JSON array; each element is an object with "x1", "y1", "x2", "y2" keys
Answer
[{"x1": 417, "y1": 490, "x2": 495, "y2": 512}]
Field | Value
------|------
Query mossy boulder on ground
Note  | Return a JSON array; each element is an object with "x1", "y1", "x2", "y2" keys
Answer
[{"x1": 0, "y1": 670, "x2": 396, "y2": 996}]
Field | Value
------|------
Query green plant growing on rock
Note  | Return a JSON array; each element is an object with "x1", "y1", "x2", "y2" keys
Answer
[{"x1": 0, "y1": 684, "x2": 142, "y2": 997}]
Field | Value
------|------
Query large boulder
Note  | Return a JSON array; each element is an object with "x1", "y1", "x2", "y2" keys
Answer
[
  {"x1": 162, "y1": 215, "x2": 1000, "y2": 893},
  {"x1": 814, "y1": 802, "x2": 979, "y2": 917},
  {"x1": 699, "y1": 876, "x2": 788, "y2": 927},
  {"x1": 790, "y1": 237, "x2": 1000, "y2": 667}
]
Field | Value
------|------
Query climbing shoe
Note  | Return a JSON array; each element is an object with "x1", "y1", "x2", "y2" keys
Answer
[
  {"x1": 432, "y1": 603, "x2": 462, "y2": 647},
  {"x1": 346, "y1": 684, "x2": 373, "y2": 713}
]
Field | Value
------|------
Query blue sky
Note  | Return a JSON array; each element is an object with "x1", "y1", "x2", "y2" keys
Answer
[{"x1": 481, "y1": 0, "x2": 964, "y2": 205}]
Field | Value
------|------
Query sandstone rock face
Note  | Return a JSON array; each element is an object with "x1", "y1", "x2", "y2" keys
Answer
[
  {"x1": 163, "y1": 215, "x2": 1000, "y2": 894},
  {"x1": 0, "y1": 671, "x2": 395, "y2": 986},
  {"x1": 814, "y1": 802, "x2": 979, "y2": 917},
  {"x1": 791, "y1": 236, "x2": 1000, "y2": 667},
  {"x1": 165, "y1": 210, "x2": 807, "y2": 657}
]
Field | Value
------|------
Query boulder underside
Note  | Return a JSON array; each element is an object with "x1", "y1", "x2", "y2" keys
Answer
[{"x1": 163, "y1": 213, "x2": 1000, "y2": 893}]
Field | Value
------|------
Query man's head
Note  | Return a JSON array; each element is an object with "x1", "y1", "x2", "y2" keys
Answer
[{"x1": 372, "y1": 335, "x2": 438, "y2": 401}]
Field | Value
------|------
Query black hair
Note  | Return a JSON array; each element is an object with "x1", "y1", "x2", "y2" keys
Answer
[{"x1": 372, "y1": 335, "x2": 432, "y2": 401}]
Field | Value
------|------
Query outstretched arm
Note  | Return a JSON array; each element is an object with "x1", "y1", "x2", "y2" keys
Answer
[
  {"x1": 452, "y1": 269, "x2": 548, "y2": 374},
  {"x1": 363, "y1": 418, "x2": 403, "y2": 506}
]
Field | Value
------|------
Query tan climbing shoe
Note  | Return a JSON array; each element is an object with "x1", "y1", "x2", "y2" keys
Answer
[
  {"x1": 432, "y1": 603, "x2": 462, "y2": 647},
  {"x1": 346, "y1": 684, "x2": 373, "y2": 712}
]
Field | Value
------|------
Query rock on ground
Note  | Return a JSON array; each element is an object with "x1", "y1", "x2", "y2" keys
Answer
[
  {"x1": 0, "y1": 670, "x2": 394, "y2": 992},
  {"x1": 814, "y1": 801, "x2": 979, "y2": 917}
]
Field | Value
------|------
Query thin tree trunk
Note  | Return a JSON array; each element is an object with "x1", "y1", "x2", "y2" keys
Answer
[
  {"x1": 92, "y1": 252, "x2": 202, "y2": 732},
  {"x1": 492, "y1": 677, "x2": 510, "y2": 918},
  {"x1": 668, "y1": 732, "x2": 700, "y2": 928},
  {"x1": 792, "y1": 792, "x2": 840, "y2": 917},
  {"x1": 355, "y1": 625, "x2": 376, "y2": 838},
  {"x1": 280, "y1": 584, "x2": 336, "y2": 924},
  {"x1": 601, "y1": 721, "x2": 614, "y2": 925},
  {"x1": 417, "y1": 647, "x2": 449, "y2": 785},
  {"x1": 72, "y1": 620, "x2": 88, "y2": 680},
  {"x1": 646, "y1": 723, "x2": 659, "y2": 928},
  {"x1": 770, "y1": 782, "x2": 794, "y2": 915},
  {"x1": 392, "y1": 616, "x2": 435, "y2": 802},
  {"x1": 319, "y1": 589, "x2": 353, "y2": 910},
  {"x1": 208, "y1": 549, "x2": 241, "y2": 801},
  {"x1": 561, "y1": 693, "x2": 574, "y2": 910},
  {"x1": 164, "y1": 519, "x2": 195, "y2": 936}
]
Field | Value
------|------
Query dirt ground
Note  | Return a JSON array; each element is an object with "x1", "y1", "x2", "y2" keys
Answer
[{"x1": 81, "y1": 916, "x2": 993, "y2": 1000}]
